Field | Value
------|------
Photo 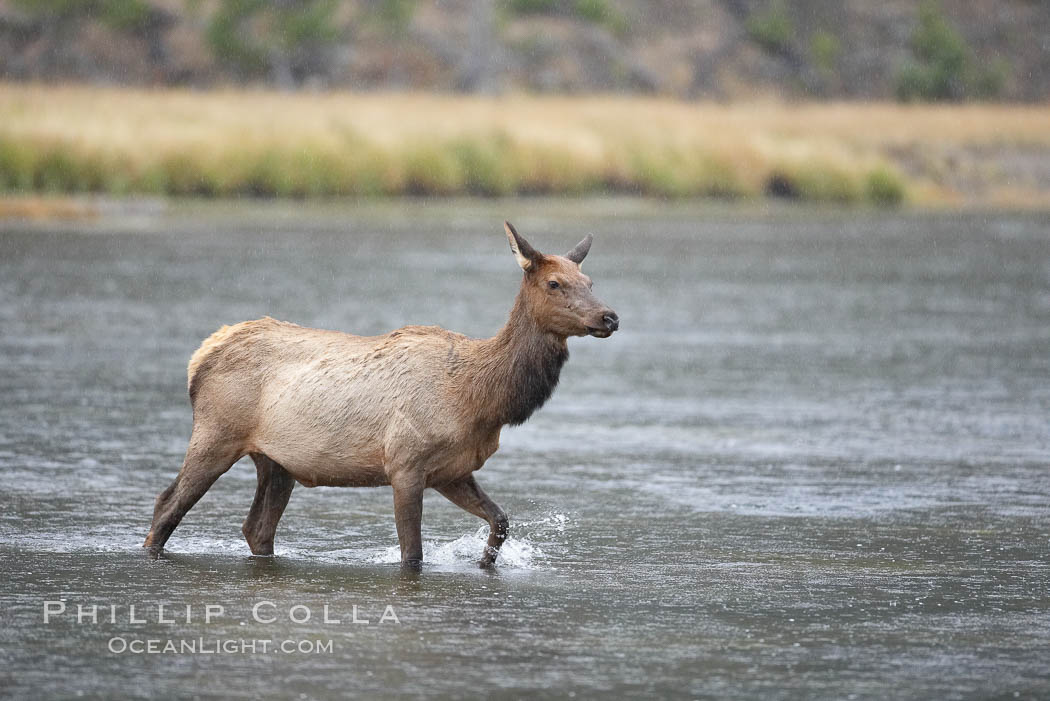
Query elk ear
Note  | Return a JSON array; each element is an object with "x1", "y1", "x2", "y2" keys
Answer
[
  {"x1": 565, "y1": 233, "x2": 592, "y2": 266},
  {"x1": 504, "y1": 221, "x2": 541, "y2": 271}
]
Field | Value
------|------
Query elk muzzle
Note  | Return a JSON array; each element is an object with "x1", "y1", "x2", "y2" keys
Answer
[{"x1": 588, "y1": 309, "x2": 619, "y2": 338}]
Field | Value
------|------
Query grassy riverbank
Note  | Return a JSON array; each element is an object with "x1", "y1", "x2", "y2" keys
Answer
[{"x1": 1, "y1": 85, "x2": 1049, "y2": 206}]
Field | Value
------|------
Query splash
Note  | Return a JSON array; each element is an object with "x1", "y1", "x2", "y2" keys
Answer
[
  {"x1": 367, "y1": 525, "x2": 544, "y2": 569},
  {"x1": 366, "y1": 512, "x2": 572, "y2": 569}
]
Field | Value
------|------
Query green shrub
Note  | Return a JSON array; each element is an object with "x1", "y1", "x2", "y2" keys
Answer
[
  {"x1": 99, "y1": 153, "x2": 135, "y2": 195},
  {"x1": 99, "y1": 0, "x2": 150, "y2": 31},
  {"x1": 291, "y1": 149, "x2": 354, "y2": 197},
  {"x1": 71, "y1": 150, "x2": 111, "y2": 192},
  {"x1": 9, "y1": 0, "x2": 82, "y2": 17},
  {"x1": 895, "y1": 1, "x2": 1008, "y2": 102},
  {"x1": 972, "y1": 58, "x2": 1009, "y2": 100},
  {"x1": 506, "y1": 0, "x2": 557, "y2": 14},
  {"x1": 901, "y1": 1, "x2": 967, "y2": 100},
  {"x1": 280, "y1": 0, "x2": 340, "y2": 46},
  {"x1": 514, "y1": 144, "x2": 598, "y2": 195},
  {"x1": 865, "y1": 166, "x2": 906, "y2": 206},
  {"x1": 747, "y1": 1, "x2": 794, "y2": 55},
  {"x1": 0, "y1": 137, "x2": 35, "y2": 191},
  {"x1": 911, "y1": 2, "x2": 966, "y2": 66},
  {"x1": 692, "y1": 155, "x2": 750, "y2": 199},
  {"x1": 237, "y1": 150, "x2": 295, "y2": 197},
  {"x1": 374, "y1": 0, "x2": 418, "y2": 35},
  {"x1": 630, "y1": 150, "x2": 688, "y2": 198},
  {"x1": 504, "y1": 0, "x2": 627, "y2": 34},
  {"x1": 141, "y1": 152, "x2": 218, "y2": 196},
  {"x1": 33, "y1": 149, "x2": 81, "y2": 192},
  {"x1": 620, "y1": 149, "x2": 748, "y2": 199},
  {"x1": 573, "y1": 0, "x2": 628, "y2": 34},
  {"x1": 450, "y1": 137, "x2": 518, "y2": 197},
  {"x1": 13, "y1": 0, "x2": 148, "y2": 30},
  {"x1": 796, "y1": 166, "x2": 861, "y2": 203},
  {"x1": 810, "y1": 30, "x2": 840, "y2": 73},
  {"x1": 767, "y1": 164, "x2": 862, "y2": 204},
  {"x1": 895, "y1": 61, "x2": 934, "y2": 102},
  {"x1": 206, "y1": 0, "x2": 341, "y2": 78},
  {"x1": 205, "y1": 0, "x2": 269, "y2": 76},
  {"x1": 400, "y1": 144, "x2": 465, "y2": 196}
]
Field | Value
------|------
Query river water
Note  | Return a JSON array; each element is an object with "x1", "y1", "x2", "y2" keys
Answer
[{"x1": 1, "y1": 199, "x2": 1048, "y2": 699}]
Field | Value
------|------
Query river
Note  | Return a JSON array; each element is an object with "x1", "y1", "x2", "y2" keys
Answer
[{"x1": 1, "y1": 199, "x2": 1048, "y2": 699}]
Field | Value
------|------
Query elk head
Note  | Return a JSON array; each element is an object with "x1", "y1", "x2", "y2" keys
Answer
[{"x1": 504, "y1": 221, "x2": 619, "y2": 339}]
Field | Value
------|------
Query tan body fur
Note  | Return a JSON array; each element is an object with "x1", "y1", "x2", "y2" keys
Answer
[
  {"x1": 145, "y1": 222, "x2": 618, "y2": 569},
  {"x1": 189, "y1": 319, "x2": 507, "y2": 489}
]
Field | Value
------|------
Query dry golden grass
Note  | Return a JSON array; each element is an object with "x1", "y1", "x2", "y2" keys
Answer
[
  {"x1": 0, "y1": 195, "x2": 99, "y2": 220},
  {"x1": 1, "y1": 84, "x2": 1048, "y2": 205}
]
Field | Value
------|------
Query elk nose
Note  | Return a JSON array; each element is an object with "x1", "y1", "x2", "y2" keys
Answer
[{"x1": 602, "y1": 311, "x2": 619, "y2": 332}]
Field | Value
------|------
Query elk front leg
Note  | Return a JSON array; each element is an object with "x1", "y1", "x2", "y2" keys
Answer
[
  {"x1": 242, "y1": 453, "x2": 296, "y2": 556},
  {"x1": 390, "y1": 470, "x2": 425, "y2": 570},
  {"x1": 436, "y1": 475, "x2": 508, "y2": 568}
]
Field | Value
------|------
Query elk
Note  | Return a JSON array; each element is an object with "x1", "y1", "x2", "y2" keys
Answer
[{"x1": 144, "y1": 222, "x2": 619, "y2": 569}]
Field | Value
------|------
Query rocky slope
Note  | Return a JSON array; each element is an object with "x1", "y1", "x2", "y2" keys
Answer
[{"x1": 0, "y1": 0, "x2": 1047, "y2": 100}]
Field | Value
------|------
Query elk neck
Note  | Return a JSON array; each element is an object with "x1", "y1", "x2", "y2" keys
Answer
[{"x1": 466, "y1": 286, "x2": 569, "y2": 428}]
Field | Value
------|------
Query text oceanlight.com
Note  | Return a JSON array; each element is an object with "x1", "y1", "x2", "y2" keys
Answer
[{"x1": 107, "y1": 637, "x2": 335, "y2": 655}]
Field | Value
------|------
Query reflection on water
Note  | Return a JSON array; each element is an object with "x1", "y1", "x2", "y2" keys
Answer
[{"x1": 1, "y1": 200, "x2": 1048, "y2": 699}]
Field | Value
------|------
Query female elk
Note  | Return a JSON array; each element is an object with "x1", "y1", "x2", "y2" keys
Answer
[{"x1": 144, "y1": 222, "x2": 618, "y2": 568}]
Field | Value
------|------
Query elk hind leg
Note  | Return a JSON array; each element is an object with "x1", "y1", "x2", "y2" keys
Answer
[
  {"x1": 144, "y1": 429, "x2": 241, "y2": 554},
  {"x1": 242, "y1": 453, "x2": 296, "y2": 556}
]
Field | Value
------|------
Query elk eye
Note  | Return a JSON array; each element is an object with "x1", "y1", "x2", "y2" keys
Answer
[{"x1": 547, "y1": 280, "x2": 560, "y2": 290}]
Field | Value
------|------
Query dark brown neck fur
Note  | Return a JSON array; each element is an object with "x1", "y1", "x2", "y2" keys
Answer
[{"x1": 467, "y1": 285, "x2": 569, "y2": 427}]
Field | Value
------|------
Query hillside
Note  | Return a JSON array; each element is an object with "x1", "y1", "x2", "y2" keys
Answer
[{"x1": 0, "y1": 0, "x2": 1047, "y2": 100}]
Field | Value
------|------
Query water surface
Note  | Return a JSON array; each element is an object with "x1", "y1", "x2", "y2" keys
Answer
[{"x1": 1, "y1": 199, "x2": 1048, "y2": 699}]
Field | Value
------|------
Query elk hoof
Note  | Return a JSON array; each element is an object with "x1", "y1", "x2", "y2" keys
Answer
[
  {"x1": 400, "y1": 558, "x2": 423, "y2": 572},
  {"x1": 479, "y1": 548, "x2": 499, "y2": 568}
]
